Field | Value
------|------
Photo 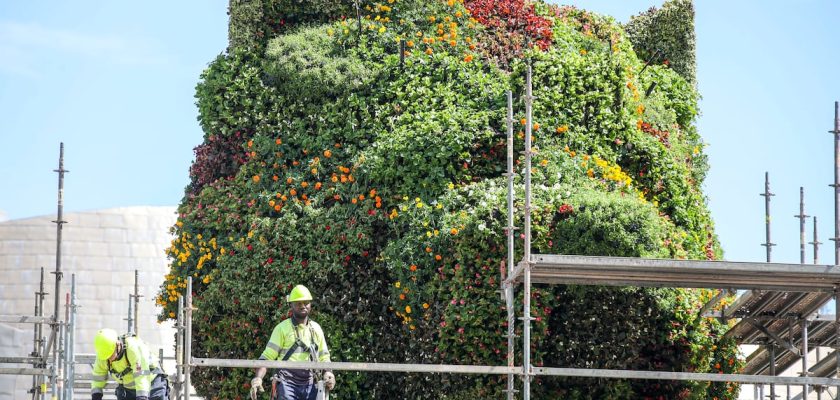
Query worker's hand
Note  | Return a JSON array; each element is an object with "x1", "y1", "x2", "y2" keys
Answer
[
  {"x1": 92, "y1": 393, "x2": 103, "y2": 400},
  {"x1": 324, "y1": 371, "x2": 336, "y2": 391},
  {"x1": 250, "y1": 376, "x2": 264, "y2": 400}
]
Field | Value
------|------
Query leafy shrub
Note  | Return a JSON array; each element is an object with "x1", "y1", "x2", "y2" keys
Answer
[{"x1": 159, "y1": 1, "x2": 738, "y2": 398}]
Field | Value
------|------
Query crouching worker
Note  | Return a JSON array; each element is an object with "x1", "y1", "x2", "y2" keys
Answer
[
  {"x1": 91, "y1": 328, "x2": 169, "y2": 400},
  {"x1": 250, "y1": 285, "x2": 335, "y2": 400}
]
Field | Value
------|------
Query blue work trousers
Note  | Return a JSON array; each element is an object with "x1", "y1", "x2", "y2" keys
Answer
[
  {"x1": 273, "y1": 380, "x2": 317, "y2": 400},
  {"x1": 115, "y1": 374, "x2": 170, "y2": 400}
]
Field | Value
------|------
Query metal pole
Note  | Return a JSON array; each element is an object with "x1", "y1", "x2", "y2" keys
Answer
[
  {"x1": 126, "y1": 294, "x2": 133, "y2": 335},
  {"x1": 62, "y1": 292, "x2": 70, "y2": 400},
  {"x1": 134, "y1": 270, "x2": 140, "y2": 336},
  {"x1": 67, "y1": 275, "x2": 76, "y2": 400},
  {"x1": 176, "y1": 296, "x2": 184, "y2": 400},
  {"x1": 769, "y1": 343, "x2": 777, "y2": 399},
  {"x1": 31, "y1": 267, "x2": 46, "y2": 400},
  {"x1": 795, "y1": 187, "x2": 809, "y2": 264},
  {"x1": 831, "y1": 101, "x2": 840, "y2": 266},
  {"x1": 761, "y1": 172, "x2": 776, "y2": 262},
  {"x1": 522, "y1": 64, "x2": 534, "y2": 400},
  {"x1": 184, "y1": 278, "x2": 193, "y2": 400},
  {"x1": 835, "y1": 290, "x2": 839, "y2": 399},
  {"x1": 803, "y1": 320, "x2": 810, "y2": 398},
  {"x1": 811, "y1": 217, "x2": 821, "y2": 264},
  {"x1": 504, "y1": 89, "x2": 516, "y2": 400},
  {"x1": 52, "y1": 142, "x2": 68, "y2": 400}
]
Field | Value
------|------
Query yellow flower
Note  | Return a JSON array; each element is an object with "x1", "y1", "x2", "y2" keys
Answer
[
  {"x1": 422, "y1": 303, "x2": 429, "y2": 309},
  {"x1": 405, "y1": 305, "x2": 412, "y2": 313},
  {"x1": 395, "y1": 281, "x2": 401, "y2": 288}
]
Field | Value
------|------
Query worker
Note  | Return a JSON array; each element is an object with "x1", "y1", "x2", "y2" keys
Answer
[
  {"x1": 91, "y1": 328, "x2": 170, "y2": 400},
  {"x1": 250, "y1": 285, "x2": 335, "y2": 400}
]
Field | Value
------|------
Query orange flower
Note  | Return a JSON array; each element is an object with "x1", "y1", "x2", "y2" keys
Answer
[
  {"x1": 520, "y1": 118, "x2": 526, "y2": 126},
  {"x1": 425, "y1": 48, "x2": 433, "y2": 55},
  {"x1": 463, "y1": 54, "x2": 473, "y2": 62},
  {"x1": 315, "y1": 182, "x2": 322, "y2": 190},
  {"x1": 290, "y1": 189, "x2": 297, "y2": 196},
  {"x1": 556, "y1": 125, "x2": 568, "y2": 133},
  {"x1": 324, "y1": 150, "x2": 332, "y2": 158},
  {"x1": 399, "y1": 293, "x2": 405, "y2": 300},
  {"x1": 405, "y1": 305, "x2": 412, "y2": 313},
  {"x1": 449, "y1": 40, "x2": 456, "y2": 46},
  {"x1": 410, "y1": 264, "x2": 417, "y2": 272},
  {"x1": 450, "y1": 228, "x2": 458, "y2": 235},
  {"x1": 422, "y1": 303, "x2": 429, "y2": 309},
  {"x1": 406, "y1": 40, "x2": 414, "y2": 47},
  {"x1": 435, "y1": 254, "x2": 442, "y2": 261},
  {"x1": 301, "y1": 181, "x2": 309, "y2": 188},
  {"x1": 275, "y1": 138, "x2": 282, "y2": 145},
  {"x1": 351, "y1": 198, "x2": 358, "y2": 204},
  {"x1": 286, "y1": 177, "x2": 293, "y2": 184},
  {"x1": 252, "y1": 175, "x2": 260, "y2": 183},
  {"x1": 533, "y1": 123, "x2": 540, "y2": 131},
  {"x1": 272, "y1": 175, "x2": 279, "y2": 181},
  {"x1": 247, "y1": 140, "x2": 253, "y2": 148},
  {"x1": 425, "y1": 247, "x2": 432, "y2": 253},
  {"x1": 274, "y1": 205, "x2": 281, "y2": 211}
]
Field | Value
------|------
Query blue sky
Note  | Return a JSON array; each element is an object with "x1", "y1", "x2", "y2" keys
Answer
[{"x1": 1, "y1": 1, "x2": 839, "y2": 265}]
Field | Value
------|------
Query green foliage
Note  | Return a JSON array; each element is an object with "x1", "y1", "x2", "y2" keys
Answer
[
  {"x1": 160, "y1": 1, "x2": 737, "y2": 398},
  {"x1": 625, "y1": 0, "x2": 697, "y2": 85}
]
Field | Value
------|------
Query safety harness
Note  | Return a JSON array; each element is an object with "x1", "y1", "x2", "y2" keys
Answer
[{"x1": 271, "y1": 321, "x2": 325, "y2": 399}]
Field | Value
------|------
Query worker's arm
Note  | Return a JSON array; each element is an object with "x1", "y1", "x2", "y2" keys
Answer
[
  {"x1": 90, "y1": 357, "x2": 109, "y2": 400},
  {"x1": 251, "y1": 323, "x2": 285, "y2": 398}
]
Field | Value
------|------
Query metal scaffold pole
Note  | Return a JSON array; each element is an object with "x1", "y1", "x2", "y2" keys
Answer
[
  {"x1": 184, "y1": 278, "x2": 193, "y2": 400},
  {"x1": 133, "y1": 270, "x2": 141, "y2": 335},
  {"x1": 794, "y1": 187, "x2": 809, "y2": 264},
  {"x1": 832, "y1": 101, "x2": 840, "y2": 398},
  {"x1": 66, "y1": 275, "x2": 77, "y2": 400},
  {"x1": 52, "y1": 142, "x2": 68, "y2": 400},
  {"x1": 810, "y1": 216, "x2": 821, "y2": 264},
  {"x1": 831, "y1": 101, "x2": 840, "y2": 266},
  {"x1": 522, "y1": 64, "x2": 534, "y2": 400},
  {"x1": 761, "y1": 172, "x2": 775, "y2": 262},
  {"x1": 31, "y1": 267, "x2": 47, "y2": 400},
  {"x1": 176, "y1": 296, "x2": 184, "y2": 400},
  {"x1": 504, "y1": 89, "x2": 517, "y2": 400}
]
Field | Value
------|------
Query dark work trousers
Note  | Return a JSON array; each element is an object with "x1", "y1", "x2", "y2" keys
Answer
[
  {"x1": 273, "y1": 380, "x2": 317, "y2": 400},
  {"x1": 115, "y1": 374, "x2": 170, "y2": 400}
]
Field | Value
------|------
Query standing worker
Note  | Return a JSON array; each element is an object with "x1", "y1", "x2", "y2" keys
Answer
[
  {"x1": 250, "y1": 285, "x2": 335, "y2": 400},
  {"x1": 91, "y1": 328, "x2": 170, "y2": 400}
]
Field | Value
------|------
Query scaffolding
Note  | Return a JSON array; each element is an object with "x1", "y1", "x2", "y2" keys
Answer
[
  {"x1": 3, "y1": 90, "x2": 839, "y2": 400},
  {"x1": 171, "y1": 74, "x2": 840, "y2": 399}
]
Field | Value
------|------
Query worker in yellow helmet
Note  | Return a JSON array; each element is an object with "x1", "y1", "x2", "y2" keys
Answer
[
  {"x1": 249, "y1": 285, "x2": 335, "y2": 400},
  {"x1": 90, "y1": 329, "x2": 169, "y2": 400}
]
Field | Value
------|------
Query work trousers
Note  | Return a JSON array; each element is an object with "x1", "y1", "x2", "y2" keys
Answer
[
  {"x1": 115, "y1": 374, "x2": 170, "y2": 400},
  {"x1": 273, "y1": 380, "x2": 318, "y2": 400}
]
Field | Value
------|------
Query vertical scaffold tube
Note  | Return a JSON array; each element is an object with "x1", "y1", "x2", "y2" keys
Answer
[
  {"x1": 522, "y1": 64, "x2": 534, "y2": 400},
  {"x1": 184, "y1": 278, "x2": 193, "y2": 400},
  {"x1": 505, "y1": 90, "x2": 516, "y2": 400}
]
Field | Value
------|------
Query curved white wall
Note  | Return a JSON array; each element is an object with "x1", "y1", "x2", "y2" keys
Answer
[{"x1": 0, "y1": 206, "x2": 178, "y2": 399}]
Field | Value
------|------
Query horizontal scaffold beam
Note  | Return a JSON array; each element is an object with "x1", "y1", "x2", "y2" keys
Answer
[
  {"x1": 193, "y1": 358, "x2": 519, "y2": 375},
  {"x1": 191, "y1": 358, "x2": 840, "y2": 386},
  {"x1": 505, "y1": 254, "x2": 840, "y2": 292}
]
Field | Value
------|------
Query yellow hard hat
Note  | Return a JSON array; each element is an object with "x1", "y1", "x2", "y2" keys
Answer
[
  {"x1": 94, "y1": 329, "x2": 119, "y2": 360},
  {"x1": 287, "y1": 285, "x2": 313, "y2": 303}
]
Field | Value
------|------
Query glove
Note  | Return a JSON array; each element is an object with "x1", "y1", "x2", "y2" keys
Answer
[
  {"x1": 324, "y1": 371, "x2": 336, "y2": 391},
  {"x1": 250, "y1": 376, "x2": 264, "y2": 400},
  {"x1": 92, "y1": 394, "x2": 103, "y2": 400}
]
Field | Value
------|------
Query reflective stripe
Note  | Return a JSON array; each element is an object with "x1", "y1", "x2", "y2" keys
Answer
[
  {"x1": 136, "y1": 390, "x2": 150, "y2": 397},
  {"x1": 266, "y1": 342, "x2": 280, "y2": 352},
  {"x1": 137, "y1": 370, "x2": 152, "y2": 376},
  {"x1": 124, "y1": 382, "x2": 135, "y2": 389},
  {"x1": 258, "y1": 355, "x2": 268, "y2": 360},
  {"x1": 91, "y1": 388, "x2": 103, "y2": 395},
  {"x1": 92, "y1": 374, "x2": 107, "y2": 382},
  {"x1": 319, "y1": 350, "x2": 329, "y2": 357}
]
